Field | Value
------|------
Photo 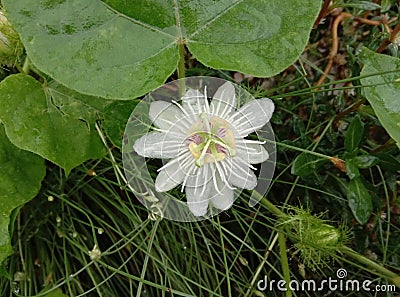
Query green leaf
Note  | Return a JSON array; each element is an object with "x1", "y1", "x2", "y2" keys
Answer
[
  {"x1": 347, "y1": 177, "x2": 372, "y2": 225},
  {"x1": 102, "y1": 100, "x2": 139, "y2": 149},
  {"x1": 291, "y1": 153, "x2": 325, "y2": 176},
  {"x1": 380, "y1": 0, "x2": 392, "y2": 12},
  {"x1": 359, "y1": 47, "x2": 400, "y2": 150},
  {"x1": 3, "y1": 0, "x2": 321, "y2": 99},
  {"x1": 352, "y1": 155, "x2": 378, "y2": 169},
  {"x1": 0, "y1": 124, "x2": 46, "y2": 265},
  {"x1": 0, "y1": 74, "x2": 106, "y2": 174},
  {"x1": 376, "y1": 153, "x2": 400, "y2": 172},
  {"x1": 185, "y1": 0, "x2": 321, "y2": 78},
  {"x1": 344, "y1": 115, "x2": 364, "y2": 152},
  {"x1": 340, "y1": 1, "x2": 381, "y2": 10},
  {"x1": 345, "y1": 158, "x2": 360, "y2": 180}
]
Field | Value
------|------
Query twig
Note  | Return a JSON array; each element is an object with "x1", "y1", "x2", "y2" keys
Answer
[
  {"x1": 313, "y1": 0, "x2": 332, "y2": 28},
  {"x1": 377, "y1": 21, "x2": 400, "y2": 53},
  {"x1": 316, "y1": 12, "x2": 397, "y2": 86},
  {"x1": 316, "y1": 12, "x2": 352, "y2": 86}
]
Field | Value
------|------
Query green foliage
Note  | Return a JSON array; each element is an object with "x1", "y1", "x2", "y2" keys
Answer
[
  {"x1": 344, "y1": 115, "x2": 364, "y2": 153},
  {"x1": 0, "y1": 124, "x2": 45, "y2": 266},
  {"x1": 291, "y1": 153, "x2": 325, "y2": 177},
  {"x1": 338, "y1": 1, "x2": 381, "y2": 10},
  {"x1": 3, "y1": 0, "x2": 321, "y2": 99},
  {"x1": 360, "y1": 47, "x2": 400, "y2": 149},
  {"x1": 347, "y1": 177, "x2": 372, "y2": 225},
  {"x1": 102, "y1": 100, "x2": 139, "y2": 148},
  {"x1": 0, "y1": 74, "x2": 106, "y2": 174}
]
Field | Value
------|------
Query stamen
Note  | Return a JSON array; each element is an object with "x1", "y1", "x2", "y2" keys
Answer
[{"x1": 195, "y1": 139, "x2": 212, "y2": 167}]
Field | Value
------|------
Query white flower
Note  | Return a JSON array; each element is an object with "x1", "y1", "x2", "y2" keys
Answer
[{"x1": 134, "y1": 82, "x2": 274, "y2": 216}]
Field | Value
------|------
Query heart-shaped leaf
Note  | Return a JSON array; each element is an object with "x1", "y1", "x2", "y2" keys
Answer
[
  {"x1": 3, "y1": 0, "x2": 321, "y2": 99},
  {"x1": 0, "y1": 74, "x2": 106, "y2": 174},
  {"x1": 359, "y1": 47, "x2": 400, "y2": 150},
  {"x1": 0, "y1": 124, "x2": 45, "y2": 265}
]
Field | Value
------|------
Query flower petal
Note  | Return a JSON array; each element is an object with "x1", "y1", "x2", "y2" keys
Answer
[
  {"x1": 182, "y1": 88, "x2": 206, "y2": 114},
  {"x1": 185, "y1": 166, "x2": 212, "y2": 216},
  {"x1": 210, "y1": 82, "x2": 236, "y2": 118},
  {"x1": 155, "y1": 159, "x2": 185, "y2": 192},
  {"x1": 149, "y1": 101, "x2": 185, "y2": 130},
  {"x1": 227, "y1": 158, "x2": 258, "y2": 189},
  {"x1": 210, "y1": 178, "x2": 234, "y2": 211},
  {"x1": 236, "y1": 141, "x2": 269, "y2": 164},
  {"x1": 133, "y1": 132, "x2": 182, "y2": 159},
  {"x1": 230, "y1": 98, "x2": 274, "y2": 137}
]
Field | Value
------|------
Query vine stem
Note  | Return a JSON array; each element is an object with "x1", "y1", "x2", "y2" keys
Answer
[
  {"x1": 262, "y1": 137, "x2": 347, "y2": 172},
  {"x1": 22, "y1": 57, "x2": 30, "y2": 74},
  {"x1": 254, "y1": 191, "x2": 400, "y2": 288},
  {"x1": 176, "y1": 38, "x2": 186, "y2": 97},
  {"x1": 177, "y1": 38, "x2": 185, "y2": 80},
  {"x1": 279, "y1": 233, "x2": 292, "y2": 297},
  {"x1": 340, "y1": 246, "x2": 400, "y2": 287},
  {"x1": 262, "y1": 137, "x2": 341, "y2": 161}
]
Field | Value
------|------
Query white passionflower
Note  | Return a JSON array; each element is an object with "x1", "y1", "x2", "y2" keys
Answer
[{"x1": 134, "y1": 82, "x2": 274, "y2": 216}]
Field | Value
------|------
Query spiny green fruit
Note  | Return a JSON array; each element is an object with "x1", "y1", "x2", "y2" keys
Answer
[{"x1": 279, "y1": 206, "x2": 349, "y2": 271}]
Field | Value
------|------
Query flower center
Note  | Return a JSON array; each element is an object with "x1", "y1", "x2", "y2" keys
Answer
[{"x1": 187, "y1": 113, "x2": 236, "y2": 167}]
